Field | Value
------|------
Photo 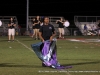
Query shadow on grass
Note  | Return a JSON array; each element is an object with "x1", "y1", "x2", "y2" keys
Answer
[
  {"x1": 0, "y1": 40, "x2": 8, "y2": 42},
  {"x1": 1, "y1": 60, "x2": 99, "y2": 68},
  {"x1": 21, "y1": 40, "x2": 34, "y2": 41},
  {"x1": 16, "y1": 36, "x2": 30, "y2": 38},
  {"x1": 61, "y1": 60, "x2": 100, "y2": 66},
  {"x1": 22, "y1": 39, "x2": 40, "y2": 41},
  {"x1": 0, "y1": 63, "x2": 42, "y2": 68},
  {"x1": 60, "y1": 59, "x2": 100, "y2": 61}
]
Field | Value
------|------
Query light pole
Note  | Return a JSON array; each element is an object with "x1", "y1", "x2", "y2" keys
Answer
[{"x1": 26, "y1": 0, "x2": 29, "y2": 35}]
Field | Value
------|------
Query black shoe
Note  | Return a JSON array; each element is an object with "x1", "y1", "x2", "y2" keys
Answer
[
  {"x1": 38, "y1": 38, "x2": 40, "y2": 40},
  {"x1": 12, "y1": 40, "x2": 14, "y2": 42},
  {"x1": 42, "y1": 63, "x2": 47, "y2": 67}
]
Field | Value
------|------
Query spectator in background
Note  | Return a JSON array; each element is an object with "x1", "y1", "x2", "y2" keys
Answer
[
  {"x1": 8, "y1": 17, "x2": 16, "y2": 42},
  {"x1": 56, "y1": 17, "x2": 65, "y2": 39},
  {"x1": 97, "y1": 20, "x2": 100, "y2": 38},
  {"x1": 40, "y1": 16, "x2": 44, "y2": 26},
  {"x1": 18, "y1": 25, "x2": 21, "y2": 35},
  {"x1": 3, "y1": 26, "x2": 7, "y2": 36},
  {"x1": 33, "y1": 16, "x2": 41, "y2": 40},
  {"x1": 91, "y1": 25, "x2": 97, "y2": 35},
  {"x1": 83, "y1": 24, "x2": 88, "y2": 36},
  {"x1": 31, "y1": 18, "x2": 36, "y2": 38}
]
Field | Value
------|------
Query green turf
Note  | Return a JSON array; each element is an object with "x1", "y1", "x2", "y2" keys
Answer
[{"x1": 0, "y1": 36, "x2": 100, "y2": 75}]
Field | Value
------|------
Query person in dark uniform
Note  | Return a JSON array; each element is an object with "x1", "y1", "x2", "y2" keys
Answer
[
  {"x1": 31, "y1": 18, "x2": 36, "y2": 38},
  {"x1": 8, "y1": 17, "x2": 16, "y2": 42},
  {"x1": 34, "y1": 16, "x2": 41, "y2": 40},
  {"x1": 40, "y1": 16, "x2": 44, "y2": 26},
  {"x1": 56, "y1": 17, "x2": 65, "y2": 39},
  {"x1": 39, "y1": 16, "x2": 56, "y2": 67}
]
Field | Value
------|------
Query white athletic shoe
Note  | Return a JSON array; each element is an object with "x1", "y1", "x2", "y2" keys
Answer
[{"x1": 8, "y1": 40, "x2": 11, "y2": 42}]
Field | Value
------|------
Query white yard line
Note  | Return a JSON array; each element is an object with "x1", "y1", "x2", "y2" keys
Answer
[
  {"x1": 60, "y1": 69, "x2": 71, "y2": 75},
  {"x1": 68, "y1": 39, "x2": 100, "y2": 47},
  {"x1": 15, "y1": 39, "x2": 34, "y2": 53}
]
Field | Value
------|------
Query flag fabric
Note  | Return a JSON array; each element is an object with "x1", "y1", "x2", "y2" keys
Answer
[{"x1": 31, "y1": 39, "x2": 72, "y2": 69}]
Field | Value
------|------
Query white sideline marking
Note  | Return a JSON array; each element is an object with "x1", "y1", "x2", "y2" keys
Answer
[
  {"x1": 75, "y1": 46, "x2": 78, "y2": 48},
  {"x1": 68, "y1": 39, "x2": 100, "y2": 47},
  {"x1": 69, "y1": 39, "x2": 100, "y2": 42},
  {"x1": 15, "y1": 39, "x2": 34, "y2": 53},
  {"x1": 69, "y1": 39, "x2": 80, "y2": 42},
  {"x1": 61, "y1": 69, "x2": 71, "y2": 75}
]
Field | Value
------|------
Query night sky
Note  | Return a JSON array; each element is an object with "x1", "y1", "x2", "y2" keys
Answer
[{"x1": 0, "y1": 0, "x2": 100, "y2": 27}]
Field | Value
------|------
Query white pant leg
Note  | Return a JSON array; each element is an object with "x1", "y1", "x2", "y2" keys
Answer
[
  {"x1": 61, "y1": 28, "x2": 64, "y2": 35},
  {"x1": 8, "y1": 29, "x2": 15, "y2": 35},
  {"x1": 11, "y1": 29, "x2": 15, "y2": 35}
]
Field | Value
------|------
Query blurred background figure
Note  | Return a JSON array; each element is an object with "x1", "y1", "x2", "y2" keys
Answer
[
  {"x1": 83, "y1": 24, "x2": 88, "y2": 36},
  {"x1": 0, "y1": 20, "x2": 2, "y2": 26},
  {"x1": 56, "y1": 17, "x2": 65, "y2": 39},
  {"x1": 97, "y1": 20, "x2": 100, "y2": 38},
  {"x1": 40, "y1": 16, "x2": 44, "y2": 26},
  {"x1": 32, "y1": 16, "x2": 41, "y2": 40},
  {"x1": 8, "y1": 17, "x2": 16, "y2": 42},
  {"x1": 18, "y1": 25, "x2": 21, "y2": 35},
  {"x1": 31, "y1": 18, "x2": 36, "y2": 38}
]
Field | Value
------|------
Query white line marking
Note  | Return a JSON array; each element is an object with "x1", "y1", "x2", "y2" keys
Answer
[
  {"x1": 60, "y1": 69, "x2": 71, "y2": 75},
  {"x1": 15, "y1": 39, "x2": 34, "y2": 53}
]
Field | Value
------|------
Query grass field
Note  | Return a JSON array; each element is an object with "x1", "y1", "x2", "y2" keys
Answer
[{"x1": 0, "y1": 36, "x2": 100, "y2": 75}]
